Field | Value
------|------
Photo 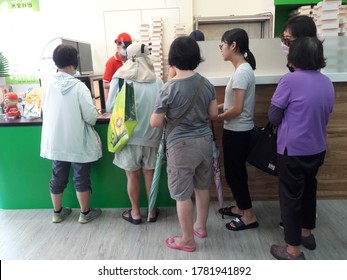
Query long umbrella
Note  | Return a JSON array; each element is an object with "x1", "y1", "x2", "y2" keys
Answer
[
  {"x1": 211, "y1": 120, "x2": 224, "y2": 209},
  {"x1": 147, "y1": 131, "x2": 166, "y2": 221}
]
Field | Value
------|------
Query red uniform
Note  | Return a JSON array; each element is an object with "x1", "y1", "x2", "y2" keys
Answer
[{"x1": 103, "y1": 52, "x2": 123, "y2": 83}]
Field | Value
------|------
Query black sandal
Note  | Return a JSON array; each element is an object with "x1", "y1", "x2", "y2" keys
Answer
[
  {"x1": 218, "y1": 206, "x2": 243, "y2": 219},
  {"x1": 225, "y1": 217, "x2": 259, "y2": 231},
  {"x1": 148, "y1": 208, "x2": 160, "y2": 223},
  {"x1": 122, "y1": 209, "x2": 142, "y2": 225}
]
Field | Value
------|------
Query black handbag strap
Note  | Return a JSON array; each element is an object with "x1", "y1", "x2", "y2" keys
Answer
[{"x1": 165, "y1": 76, "x2": 205, "y2": 137}]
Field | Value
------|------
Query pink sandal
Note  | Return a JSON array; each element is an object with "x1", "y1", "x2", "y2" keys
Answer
[
  {"x1": 165, "y1": 237, "x2": 196, "y2": 252},
  {"x1": 193, "y1": 229, "x2": 208, "y2": 238}
]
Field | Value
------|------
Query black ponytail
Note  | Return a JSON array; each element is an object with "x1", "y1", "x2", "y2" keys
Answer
[
  {"x1": 245, "y1": 50, "x2": 256, "y2": 70},
  {"x1": 221, "y1": 28, "x2": 256, "y2": 70}
]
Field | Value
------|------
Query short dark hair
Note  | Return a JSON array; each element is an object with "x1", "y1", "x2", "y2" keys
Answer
[
  {"x1": 221, "y1": 28, "x2": 256, "y2": 70},
  {"x1": 168, "y1": 36, "x2": 203, "y2": 70},
  {"x1": 53, "y1": 44, "x2": 78, "y2": 69},
  {"x1": 189, "y1": 30, "x2": 205, "y2": 41},
  {"x1": 284, "y1": 15, "x2": 317, "y2": 38},
  {"x1": 288, "y1": 37, "x2": 326, "y2": 70},
  {"x1": 117, "y1": 41, "x2": 132, "y2": 48}
]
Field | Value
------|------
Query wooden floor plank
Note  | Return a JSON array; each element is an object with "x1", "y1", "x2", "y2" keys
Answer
[{"x1": 0, "y1": 200, "x2": 346, "y2": 260}]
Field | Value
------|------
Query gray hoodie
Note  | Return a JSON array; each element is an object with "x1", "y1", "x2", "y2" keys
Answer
[{"x1": 40, "y1": 72, "x2": 101, "y2": 163}]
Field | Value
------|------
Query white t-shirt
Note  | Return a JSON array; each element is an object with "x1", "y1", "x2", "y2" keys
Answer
[{"x1": 223, "y1": 62, "x2": 255, "y2": 131}]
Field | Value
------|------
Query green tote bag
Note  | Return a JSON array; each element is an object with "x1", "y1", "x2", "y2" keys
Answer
[{"x1": 107, "y1": 81, "x2": 137, "y2": 153}]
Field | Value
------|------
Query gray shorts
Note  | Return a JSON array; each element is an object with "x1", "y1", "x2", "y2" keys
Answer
[
  {"x1": 113, "y1": 144, "x2": 158, "y2": 171},
  {"x1": 50, "y1": 161, "x2": 91, "y2": 194},
  {"x1": 167, "y1": 135, "x2": 212, "y2": 201}
]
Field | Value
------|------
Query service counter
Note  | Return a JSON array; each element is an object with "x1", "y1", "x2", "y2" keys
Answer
[
  {"x1": 0, "y1": 116, "x2": 174, "y2": 209},
  {"x1": 210, "y1": 83, "x2": 347, "y2": 202},
  {"x1": 195, "y1": 37, "x2": 347, "y2": 202},
  {"x1": 1, "y1": 37, "x2": 346, "y2": 209}
]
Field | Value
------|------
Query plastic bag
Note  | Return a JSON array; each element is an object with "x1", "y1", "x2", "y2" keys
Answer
[{"x1": 107, "y1": 81, "x2": 137, "y2": 153}]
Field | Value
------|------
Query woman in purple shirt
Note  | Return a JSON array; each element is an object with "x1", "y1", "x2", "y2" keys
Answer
[{"x1": 269, "y1": 37, "x2": 334, "y2": 260}]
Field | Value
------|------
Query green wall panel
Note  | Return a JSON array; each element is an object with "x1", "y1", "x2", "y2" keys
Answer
[
  {"x1": 0, "y1": 124, "x2": 175, "y2": 209},
  {"x1": 275, "y1": 0, "x2": 321, "y2": 4},
  {"x1": 275, "y1": 0, "x2": 346, "y2": 4}
]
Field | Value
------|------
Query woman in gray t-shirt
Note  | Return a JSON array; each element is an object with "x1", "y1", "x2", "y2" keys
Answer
[{"x1": 151, "y1": 36, "x2": 218, "y2": 252}]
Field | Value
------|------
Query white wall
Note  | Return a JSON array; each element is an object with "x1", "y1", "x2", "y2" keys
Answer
[
  {"x1": 0, "y1": 0, "x2": 192, "y2": 78},
  {"x1": 0, "y1": 0, "x2": 274, "y2": 81}
]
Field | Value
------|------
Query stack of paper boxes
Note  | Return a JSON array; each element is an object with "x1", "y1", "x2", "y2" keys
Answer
[
  {"x1": 138, "y1": 23, "x2": 151, "y2": 46},
  {"x1": 174, "y1": 24, "x2": 186, "y2": 38},
  {"x1": 315, "y1": 0, "x2": 342, "y2": 37},
  {"x1": 289, "y1": 5, "x2": 313, "y2": 17},
  {"x1": 317, "y1": 1, "x2": 347, "y2": 73},
  {"x1": 339, "y1": 5, "x2": 347, "y2": 35},
  {"x1": 151, "y1": 17, "x2": 164, "y2": 79},
  {"x1": 160, "y1": 23, "x2": 186, "y2": 80},
  {"x1": 299, "y1": 5, "x2": 313, "y2": 16}
]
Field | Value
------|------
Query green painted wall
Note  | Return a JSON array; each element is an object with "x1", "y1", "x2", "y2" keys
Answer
[{"x1": 0, "y1": 123, "x2": 175, "y2": 209}]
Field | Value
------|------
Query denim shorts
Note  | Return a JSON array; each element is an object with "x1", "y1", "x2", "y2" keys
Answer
[
  {"x1": 49, "y1": 161, "x2": 91, "y2": 194},
  {"x1": 166, "y1": 135, "x2": 212, "y2": 201},
  {"x1": 113, "y1": 144, "x2": 158, "y2": 171}
]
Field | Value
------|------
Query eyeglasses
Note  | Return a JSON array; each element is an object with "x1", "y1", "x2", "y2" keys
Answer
[
  {"x1": 280, "y1": 34, "x2": 295, "y2": 47},
  {"x1": 219, "y1": 42, "x2": 225, "y2": 50}
]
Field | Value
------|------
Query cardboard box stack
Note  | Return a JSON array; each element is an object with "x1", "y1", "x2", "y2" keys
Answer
[
  {"x1": 138, "y1": 23, "x2": 151, "y2": 45},
  {"x1": 151, "y1": 17, "x2": 164, "y2": 79},
  {"x1": 174, "y1": 23, "x2": 186, "y2": 38},
  {"x1": 339, "y1": 5, "x2": 347, "y2": 35},
  {"x1": 315, "y1": 0, "x2": 342, "y2": 37},
  {"x1": 289, "y1": 5, "x2": 313, "y2": 17}
]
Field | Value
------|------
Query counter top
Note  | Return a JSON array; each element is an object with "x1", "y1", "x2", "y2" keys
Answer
[
  {"x1": 0, "y1": 114, "x2": 110, "y2": 127},
  {"x1": 205, "y1": 73, "x2": 285, "y2": 86},
  {"x1": 0, "y1": 115, "x2": 42, "y2": 126},
  {"x1": 205, "y1": 71, "x2": 347, "y2": 86}
]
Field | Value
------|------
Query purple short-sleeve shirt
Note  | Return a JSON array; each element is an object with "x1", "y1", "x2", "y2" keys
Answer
[{"x1": 271, "y1": 69, "x2": 334, "y2": 156}]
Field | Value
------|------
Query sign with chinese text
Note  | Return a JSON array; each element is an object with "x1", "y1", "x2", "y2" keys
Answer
[{"x1": 0, "y1": 0, "x2": 40, "y2": 13}]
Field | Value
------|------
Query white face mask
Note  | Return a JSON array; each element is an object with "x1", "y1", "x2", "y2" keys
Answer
[
  {"x1": 281, "y1": 42, "x2": 289, "y2": 55},
  {"x1": 119, "y1": 48, "x2": 127, "y2": 57}
]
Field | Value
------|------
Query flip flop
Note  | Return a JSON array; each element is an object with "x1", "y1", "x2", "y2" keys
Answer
[
  {"x1": 225, "y1": 217, "x2": 259, "y2": 231},
  {"x1": 218, "y1": 205, "x2": 243, "y2": 219},
  {"x1": 148, "y1": 208, "x2": 160, "y2": 223},
  {"x1": 165, "y1": 237, "x2": 196, "y2": 252},
  {"x1": 122, "y1": 209, "x2": 142, "y2": 225},
  {"x1": 193, "y1": 229, "x2": 208, "y2": 238}
]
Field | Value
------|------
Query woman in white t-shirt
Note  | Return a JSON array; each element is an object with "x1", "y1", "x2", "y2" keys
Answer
[{"x1": 217, "y1": 28, "x2": 258, "y2": 231}]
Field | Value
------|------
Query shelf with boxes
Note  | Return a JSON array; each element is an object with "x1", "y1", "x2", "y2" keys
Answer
[{"x1": 274, "y1": 0, "x2": 347, "y2": 36}]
